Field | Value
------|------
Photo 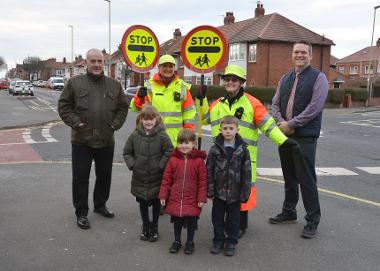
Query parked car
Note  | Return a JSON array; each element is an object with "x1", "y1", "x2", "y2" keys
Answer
[
  {"x1": 124, "y1": 86, "x2": 140, "y2": 105},
  {"x1": 13, "y1": 80, "x2": 34, "y2": 96},
  {"x1": 40, "y1": 81, "x2": 49, "y2": 88},
  {"x1": 0, "y1": 80, "x2": 9, "y2": 90},
  {"x1": 48, "y1": 77, "x2": 65, "y2": 90},
  {"x1": 8, "y1": 80, "x2": 18, "y2": 94}
]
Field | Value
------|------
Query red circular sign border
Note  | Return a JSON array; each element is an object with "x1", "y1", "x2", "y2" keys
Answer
[
  {"x1": 121, "y1": 25, "x2": 160, "y2": 73},
  {"x1": 181, "y1": 25, "x2": 228, "y2": 74}
]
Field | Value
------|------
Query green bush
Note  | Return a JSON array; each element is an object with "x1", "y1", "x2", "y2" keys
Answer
[{"x1": 343, "y1": 88, "x2": 367, "y2": 102}]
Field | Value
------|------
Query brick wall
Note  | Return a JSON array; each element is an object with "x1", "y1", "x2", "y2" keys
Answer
[{"x1": 247, "y1": 41, "x2": 331, "y2": 87}]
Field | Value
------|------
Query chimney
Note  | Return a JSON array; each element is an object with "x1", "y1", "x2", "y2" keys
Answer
[
  {"x1": 224, "y1": 12, "x2": 235, "y2": 25},
  {"x1": 377, "y1": 38, "x2": 380, "y2": 47},
  {"x1": 255, "y1": 2, "x2": 265, "y2": 17},
  {"x1": 173, "y1": 28, "x2": 181, "y2": 40}
]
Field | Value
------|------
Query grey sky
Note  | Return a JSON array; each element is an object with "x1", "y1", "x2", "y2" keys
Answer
[{"x1": 0, "y1": 0, "x2": 379, "y2": 69}]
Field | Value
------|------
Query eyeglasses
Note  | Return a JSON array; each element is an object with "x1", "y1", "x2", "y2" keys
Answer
[{"x1": 223, "y1": 76, "x2": 239, "y2": 83}]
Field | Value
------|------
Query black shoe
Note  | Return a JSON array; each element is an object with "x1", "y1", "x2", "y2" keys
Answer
[
  {"x1": 169, "y1": 241, "x2": 182, "y2": 253},
  {"x1": 159, "y1": 205, "x2": 165, "y2": 216},
  {"x1": 238, "y1": 229, "x2": 246, "y2": 239},
  {"x1": 140, "y1": 224, "x2": 149, "y2": 241},
  {"x1": 224, "y1": 243, "x2": 235, "y2": 256},
  {"x1": 184, "y1": 242, "x2": 194, "y2": 255},
  {"x1": 77, "y1": 216, "x2": 90, "y2": 229},
  {"x1": 269, "y1": 212, "x2": 297, "y2": 224},
  {"x1": 94, "y1": 206, "x2": 115, "y2": 218},
  {"x1": 301, "y1": 224, "x2": 318, "y2": 239},
  {"x1": 148, "y1": 223, "x2": 159, "y2": 242},
  {"x1": 210, "y1": 242, "x2": 223, "y2": 254}
]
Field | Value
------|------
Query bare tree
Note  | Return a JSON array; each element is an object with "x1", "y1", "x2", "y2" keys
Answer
[{"x1": 23, "y1": 56, "x2": 45, "y2": 81}]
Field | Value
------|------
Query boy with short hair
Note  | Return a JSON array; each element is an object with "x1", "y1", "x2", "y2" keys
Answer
[{"x1": 206, "y1": 116, "x2": 252, "y2": 256}]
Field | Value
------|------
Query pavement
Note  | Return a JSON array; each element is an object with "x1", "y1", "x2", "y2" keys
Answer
[{"x1": 1, "y1": 90, "x2": 380, "y2": 271}]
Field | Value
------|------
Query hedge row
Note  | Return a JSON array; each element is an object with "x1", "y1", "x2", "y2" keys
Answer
[{"x1": 190, "y1": 85, "x2": 367, "y2": 104}]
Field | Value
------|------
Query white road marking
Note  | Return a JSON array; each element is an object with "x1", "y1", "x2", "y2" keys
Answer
[
  {"x1": 257, "y1": 167, "x2": 359, "y2": 176},
  {"x1": 22, "y1": 128, "x2": 36, "y2": 143},
  {"x1": 341, "y1": 119, "x2": 380, "y2": 128},
  {"x1": 356, "y1": 167, "x2": 380, "y2": 174},
  {"x1": 41, "y1": 123, "x2": 58, "y2": 142}
]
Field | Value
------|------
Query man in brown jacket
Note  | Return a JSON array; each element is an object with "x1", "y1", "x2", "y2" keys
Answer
[{"x1": 58, "y1": 48, "x2": 128, "y2": 229}]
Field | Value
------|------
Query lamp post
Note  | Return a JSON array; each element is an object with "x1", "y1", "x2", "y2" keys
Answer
[
  {"x1": 371, "y1": 5, "x2": 380, "y2": 46},
  {"x1": 104, "y1": 0, "x2": 111, "y2": 76},
  {"x1": 68, "y1": 25, "x2": 74, "y2": 62}
]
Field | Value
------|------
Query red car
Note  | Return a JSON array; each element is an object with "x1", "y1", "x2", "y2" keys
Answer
[{"x1": 0, "y1": 80, "x2": 9, "y2": 90}]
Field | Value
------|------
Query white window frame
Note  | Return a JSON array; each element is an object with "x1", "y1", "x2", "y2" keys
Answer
[
  {"x1": 184, "y1": 76, "x2": 192, "y2": 84},
  {"x1": 364, "y1": 65, "x2": 373, "y2": 74},
  {"x1": 229, "y1": 43, "x2": 245, "y2": 61},
  {"x1": 195, "y1": 76, "x2": 212, "y2": 85},
  {"x1": 248, "y1": 44, "x2": 257, "y2": 62},
  {"x1": 338, "y1": 66, "x2": 344, "y2": 73},
  {"x1": 349, "y1": 66, "x2": 358, "y2": 74}
]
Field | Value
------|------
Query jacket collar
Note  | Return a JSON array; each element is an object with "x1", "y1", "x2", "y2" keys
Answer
[
  {"x1": 171, "y1": 148, "x2": 207, "y2": 160},
  {"x1": 152, "y1": 72, "x2": 179, "y2": 87}
]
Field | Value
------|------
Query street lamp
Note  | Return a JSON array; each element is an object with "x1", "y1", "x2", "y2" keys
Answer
[
  {"x1": 371, "y1": 5, "x2": 380, "y2": 46},
  {"x1": 68, "y1": 25, "x2": 74, "y2": 62},
  {"x1": 104, "y1": 0, "x2": 111, "y2": 76}
]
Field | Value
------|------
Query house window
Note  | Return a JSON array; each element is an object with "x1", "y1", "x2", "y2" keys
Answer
[
  {"x1": 195, "y1": 76, "x2": 212, "y2": 85},
  {"x1": 338, "y1": 66, "x2": 344, "y2": 73},
  {"x1": 229, "y1": 44, "x2": 245, "y2": 61},
  {"x1": 349, "y1": 66, "x2": 358, "y2": 74},
  {"x1": 184, "y1": 76, "x2": 192, "y2": 84},
  {"x1": 248, "y1": 44, "x2": 257, "y2": 62},
  {"x1": 364, "y1": 65, "x2": 373, "y2": 74}
]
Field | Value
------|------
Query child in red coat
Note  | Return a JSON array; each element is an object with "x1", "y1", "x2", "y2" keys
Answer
[{"x1": 159, "y1": 129, "x2": 207, "y2": 255}]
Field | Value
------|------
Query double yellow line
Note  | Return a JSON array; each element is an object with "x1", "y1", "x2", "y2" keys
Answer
[{"x1": 257, "y1": 176, "x2": 380, "y2": 208}]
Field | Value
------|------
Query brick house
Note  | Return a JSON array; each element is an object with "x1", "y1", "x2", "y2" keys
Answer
[{"x1": 158, "y1": 3, "x2": 334, "y2": 87}]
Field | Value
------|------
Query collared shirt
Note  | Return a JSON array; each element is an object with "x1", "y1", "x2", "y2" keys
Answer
[{"x1": 271, "y1": 69, "x2": 329, "y2": 128}]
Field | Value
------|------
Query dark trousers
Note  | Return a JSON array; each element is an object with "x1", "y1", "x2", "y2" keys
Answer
[
  {"x1": 139, "y1": 198, "x2": 160, "y2": 227},
  {"x1": 240, "y1": 211, "x2": 248, "y2": 230},
  {"x1": 279, "y1": 136, "x2": 321, "y2": 226},
  {"x1": 212, "y1": 198, "x2": 240, "y2": 245},
  {"x1": 172, "y1": 216, "x2": 197, "y2": 244},
  {"x1": 72, "y1": 144, "x2": 114, "y2": 217}
]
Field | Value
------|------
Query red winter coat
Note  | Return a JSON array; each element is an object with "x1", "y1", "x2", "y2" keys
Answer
[{"x1": 159, "y1": 148, "x2": 207, "y2": 217}]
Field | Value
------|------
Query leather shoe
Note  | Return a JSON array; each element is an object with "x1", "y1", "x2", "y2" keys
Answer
[
  {"x1": 269, "y1": 212, "x2": 297, "y2": 224},
  {"x1": 301, "y1": 224, "x2": 318, "y2": 238},
  {"x1": 94, "y1": 206, "x2": 115, "y2": 218},
  {"x1": 77, "y1": 216, "x2": 90, "y2": 229}
]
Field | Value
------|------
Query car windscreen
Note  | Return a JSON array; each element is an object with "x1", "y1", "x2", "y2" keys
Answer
[{"x1": 53, "y1": 79, "x2": 64, "y2": 83}]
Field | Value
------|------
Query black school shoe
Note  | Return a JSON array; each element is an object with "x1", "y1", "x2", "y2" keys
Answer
[
  {"x1": 140, "y1": 225, "x2": 149, "y2": 241},
  {"x1": 184, "y1": 242, "x2": 194, "y2": 255},
  {"x1": 268, "y1": 212, "x2": 297, "y2": 224},
  {"x1": 149, "y1": 223, "x2": 159, "y2": 242},
  {"x1": 77, "y1": 216, "x2": 90, "y2": 229},
  {"x1": 169, "y1": 241, "x2": 182, "y2": 253},
  {"x1": 301, "y1": 224, "x2": 318, "y2": 239},
  {"x1": 224, "y1": 243, "x2": 235, "y2": 257},
  {"x1": 210, "y1": 242, "x2": 223, "y2": 254},
  {"x1": 93, "y1": 206, "x2": 115, "y2": 218}
]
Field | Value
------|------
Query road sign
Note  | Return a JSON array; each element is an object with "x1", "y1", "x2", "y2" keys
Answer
[
  {"x1": 121, "y1": 25, "x2": 160, "y2": 73},
  {"x1": 181, "y1": 25, "x2": 228, "y2": 74}
]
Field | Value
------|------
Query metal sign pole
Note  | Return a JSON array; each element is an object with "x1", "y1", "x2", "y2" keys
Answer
[{"x1": 197, "y1": 74, "x2": 204, "y2": 150}]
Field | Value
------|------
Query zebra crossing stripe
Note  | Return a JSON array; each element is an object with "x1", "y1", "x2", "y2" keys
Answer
[
  {"x1": 257, "y1": 167, "x2": 359, "y2": 176},
  {"x1": 356, "y1": 167, "x2": 380, "y2": 174}
]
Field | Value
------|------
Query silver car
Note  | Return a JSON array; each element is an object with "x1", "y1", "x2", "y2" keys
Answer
[{"x1": 13, "y1": 80, "x2": 34, "y2": 96}]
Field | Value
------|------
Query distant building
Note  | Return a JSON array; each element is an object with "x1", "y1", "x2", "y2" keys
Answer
[{"x1": 157, "y1": 3, "x2": 334, "y2": 87}]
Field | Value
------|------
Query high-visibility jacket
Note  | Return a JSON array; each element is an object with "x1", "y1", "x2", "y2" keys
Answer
[
  {"x1": 203, "y1": 91, "x2": 288, "y2": 211},
  {"x1": 130, "y1": 73, "x2": 196, "y2": 146}
]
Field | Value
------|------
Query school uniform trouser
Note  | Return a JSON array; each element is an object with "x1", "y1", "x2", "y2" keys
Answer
[
  {"x1": 72, "y1": 144, "x2": 114, "y2": 217},
  {"x1": 278, "y1": 136, "x2": 321, "y2": 226},
  {"x1": 212, "y1": 198, "x2": 240, "y2": 245}
]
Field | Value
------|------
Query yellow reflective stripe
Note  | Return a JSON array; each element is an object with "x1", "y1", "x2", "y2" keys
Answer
[
  {"x1": 160, "y1": 112, "x2": 182, "y2": 117},
  {"x1": 258, "y1": 113, "x2": 271, "y2": 128},
  {"x1": 183, "y1": 105, "x2": 195, "y2": 112},
  {"x1": 180, "y1": 83, "x2": 187, "y2": 100},
  {"x1": 265, "y1": 122, "x2": 277, "y2": 137},
  {"x1": 184, "y1": 119, "x2": 194, "y2": 124},
  {"x1": 210, "y1": 118, "x2": 255, "y2": 130},
  {"x1": 165, "y1": 123, "x2": 183, "y2": 129},
  {"x1": 244, "y1": 138, "x2": 258, "y2": 147}
]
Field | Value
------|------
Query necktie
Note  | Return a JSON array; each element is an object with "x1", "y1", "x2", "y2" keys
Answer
[{"x1": 285, "y1": 72, "x2": 300, "y2": 120}]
